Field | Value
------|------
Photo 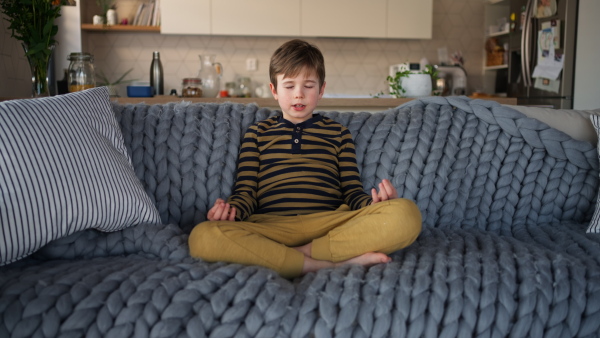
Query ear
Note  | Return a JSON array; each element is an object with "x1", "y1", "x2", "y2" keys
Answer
[
  {"x1": 318, "y1": 81, "x2": 326, "y2": 99},
  {"x1": 270, "y1": 83, "x2": 278, "y2": 100}
]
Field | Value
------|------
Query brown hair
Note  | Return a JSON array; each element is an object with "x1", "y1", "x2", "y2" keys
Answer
[{"x1": 269, "y1": 39, "x2": 325, "y2": 90}]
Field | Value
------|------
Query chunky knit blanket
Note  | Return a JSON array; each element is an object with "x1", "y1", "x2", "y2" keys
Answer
[{"x1": 2, "y1": 97, "x2": 600, "y2": 337}]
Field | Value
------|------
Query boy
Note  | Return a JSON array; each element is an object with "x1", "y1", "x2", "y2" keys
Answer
[{"x1": 189, "y1": 39, "x2": 421, "y2": 278}]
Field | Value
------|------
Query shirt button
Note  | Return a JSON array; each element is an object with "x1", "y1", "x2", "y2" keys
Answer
[{"x1": 294, "y1": 139, "x2": 299, "y2": 143}]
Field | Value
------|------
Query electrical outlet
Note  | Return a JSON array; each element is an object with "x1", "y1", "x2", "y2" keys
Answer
[{"x1": 246, "y1": 58, "x2": 258, "y2": 71}]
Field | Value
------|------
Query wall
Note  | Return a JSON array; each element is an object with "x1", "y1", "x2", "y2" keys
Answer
[
  {"x1": 573, "y1": 0, "x2": 600, "y2": 110},
  {"x1": 0, "y1": 15, "x2": 31, "y2": 97},
  {"x1": 1, "y1": 0, "x2": 486, "y2": 98}
]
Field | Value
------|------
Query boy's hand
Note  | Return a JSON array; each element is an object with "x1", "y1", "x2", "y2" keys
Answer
[
  {"x1": 207, "y1": 198, "x2": 237, "y2": 221},
  {"x1": 371, "y1": 179, "x2": 398, "y2": 204}
]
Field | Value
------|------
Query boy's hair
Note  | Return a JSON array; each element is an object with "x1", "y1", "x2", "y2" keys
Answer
[{"x1": 269, "y1": 39, "x2": 325, "y2": 90}]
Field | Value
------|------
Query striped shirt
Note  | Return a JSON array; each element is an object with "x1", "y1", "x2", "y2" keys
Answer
[{"x1": 228, "y1": 114, "x2": 372, "y2": 221}]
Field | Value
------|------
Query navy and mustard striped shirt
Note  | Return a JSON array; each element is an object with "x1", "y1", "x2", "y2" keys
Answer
[{"x1": 227, "y1": 114, "x2": 372, "y2": 221}]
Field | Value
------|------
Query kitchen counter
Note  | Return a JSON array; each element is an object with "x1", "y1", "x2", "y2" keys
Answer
[
  {"x1": 1, "y1": 96, "x2": 517, "y2": 111},
  {"x1": 111, "y1": 96, "x2": 517, "y2": 112}
]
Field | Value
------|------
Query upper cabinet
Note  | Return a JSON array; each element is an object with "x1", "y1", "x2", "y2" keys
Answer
[
  {"x1": 301, "y1": 0, "x2": 387, "y2": 38},
  {"x1": 157, "y1": 0, "x2": 433, "y2": 39},
  {"x1": 212, "y1": 0, "x2": 300, "y2": 36},
  {"x1": 161, "y1": 0, "x2": 210, "y2": 35},
  {"x1": 387, "y1": 0, "x2": 433, "y2": 39}
]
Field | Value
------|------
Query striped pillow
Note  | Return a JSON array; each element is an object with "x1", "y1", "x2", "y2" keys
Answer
[
  {"x1": 588, "y1": 114, "x2": 600, "y2": 233},
  {"x1": 0, "y1": 87, "x2": 161, "y2": 265}
]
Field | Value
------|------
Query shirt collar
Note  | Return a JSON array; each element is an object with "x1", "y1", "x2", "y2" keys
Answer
[{"x1": 278, "y1": 114, "x2": 322, "y2": 128}]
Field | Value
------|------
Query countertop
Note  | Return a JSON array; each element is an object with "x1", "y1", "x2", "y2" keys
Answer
[
  {"x1": 110, "y1": 96, "x2": 517, "y2": 109},
  {"x1": 1, "y1": 96, "x2": 517, "y2": 111}
]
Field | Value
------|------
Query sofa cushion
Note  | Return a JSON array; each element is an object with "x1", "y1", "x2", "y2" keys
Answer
[
  {"x1": 505, "y1": 104, "x2": 600, "y2": 144},
  {"x1": 588, "y1": 114, "x2": 600, "y2": 233},
  {"x1": 0, "y1": 87, "x2": 161, "y2": 265}
]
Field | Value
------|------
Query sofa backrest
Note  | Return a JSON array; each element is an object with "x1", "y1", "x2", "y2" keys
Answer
[{"x1": 112, "y1": 97, "x2": 598, "y2": 233}]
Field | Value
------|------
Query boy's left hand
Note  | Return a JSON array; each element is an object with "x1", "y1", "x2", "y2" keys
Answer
[{"x1": 371, "y1": 179, "x2": 398, "y2": 204}]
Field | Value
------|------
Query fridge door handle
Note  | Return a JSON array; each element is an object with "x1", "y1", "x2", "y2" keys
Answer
[
  {"x1": 524, "y1": 0, "x2": 534, "y2": 88},
  {"x1": 520, "y1": 6, "x2": 526, "y2": 87}
]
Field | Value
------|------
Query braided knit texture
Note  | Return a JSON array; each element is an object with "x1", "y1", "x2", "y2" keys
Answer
[{"x1": 2, "y1": 97, "x2": 600, "y2": 337}]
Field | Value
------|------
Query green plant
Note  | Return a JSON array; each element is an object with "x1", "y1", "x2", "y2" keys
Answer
[
  {"x1": 377, "y1": 65, "x2": 440, "y2": 98},
  {"x1": 1, "y1": 0, "x2": 67, "y2": 95},
  {"x1": 96, "y1": 68, "x2": 135, "y2": 86},
  {"x1": 95, "y1": 0, "x2": 113, "y2": 15}
]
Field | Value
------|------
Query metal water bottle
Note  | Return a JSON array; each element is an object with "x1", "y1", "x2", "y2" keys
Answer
[{"x1": 150, "y1": 51, "x2": 164, "y2": 96}]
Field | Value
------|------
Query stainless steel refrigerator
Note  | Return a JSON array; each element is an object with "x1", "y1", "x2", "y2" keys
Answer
[{"x1": 507, "y1": 0, "x2": 578, "y2": 108}]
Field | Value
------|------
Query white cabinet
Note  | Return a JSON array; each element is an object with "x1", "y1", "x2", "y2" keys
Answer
[
  {"x1": 387, "y1": 0, "x2": 433, "y2": 39},
  {"x1": 158, "y1": 0, "x2": 432, "y2": 39},
  {"x1": 300, "y1": 0, "x2": 387, "y2": 38},
  {"x1": 161, "y1": 0, "x2": 210, "y2": 35},
  {"x1": 212, "y1": 0, "x2": 300, "y2": 36}
]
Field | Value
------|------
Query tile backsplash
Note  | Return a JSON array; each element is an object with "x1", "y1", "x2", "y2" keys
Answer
[{"x1": 1, "y1": 0, "x2": 485, "y2": 99}]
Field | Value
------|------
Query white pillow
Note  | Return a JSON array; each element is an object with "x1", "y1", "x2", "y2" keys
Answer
[
  {"x1": 506, "y1": 105, "x2": 600, "y2": 144},
  {"x1": 587, "y1": 114, "x2": 600, "y2": 233},
  {"x1": 0, "y1": 87, "x2": 161, "y2": 265}
]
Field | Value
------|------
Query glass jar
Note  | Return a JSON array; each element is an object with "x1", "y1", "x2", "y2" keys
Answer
[
  {"x1": 225, "y1": 82, "x2": 238, "y2": 97},
  {"x1": 238, "y1": 77, "x2": 252, "y2": 98},
  {"x1": 182, "y1": 78, "x2": 203, "y2": 97},
  {"x1": 67, "y1": 52, "x2": 96, "y2": 92}
]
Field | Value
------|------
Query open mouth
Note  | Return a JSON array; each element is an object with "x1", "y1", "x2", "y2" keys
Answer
[{"x1": 293, "y1": 104, "x2": 306, "y2": 109}]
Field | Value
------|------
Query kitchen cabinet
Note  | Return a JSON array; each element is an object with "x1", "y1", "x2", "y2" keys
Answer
[
  {"x1": 212, "y1": 0, "x2": 300, "y2": 36},
  {"x1": 300, "y1": 0, "x2": 387, "y2": 38},
  {"x1": 386, "y1": 0, "x2": 433, "y2": 39},
  {"x1": 161, "y1": 0, "x2": 210, "y2": 35},
  {"x1": 83, "y1": 0, "x2": 433, "y2": 39}
]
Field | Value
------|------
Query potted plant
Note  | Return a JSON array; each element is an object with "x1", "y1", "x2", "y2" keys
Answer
[
  {"x1": 96, "y1": 68, "x2": 135, "y2": 97},
  {"x1": 1, "y1": 0, "x2": 67, "y2": 97},
  {"x1": 386, "y1": 65, "x2": 438, "y2": 98}
]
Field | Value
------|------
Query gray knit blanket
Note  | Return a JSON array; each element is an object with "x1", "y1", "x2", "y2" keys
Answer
[{"x1": 2, "y1": 97, "x2": 600, "y2": 337}]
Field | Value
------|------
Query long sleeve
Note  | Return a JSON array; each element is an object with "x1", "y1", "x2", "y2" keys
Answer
[
  {"x1": 227, "y1": 125, "x2": 260, "y2": 221},
  {"x1": 338, "y1": 128, "x2": 373, "y2": 210}
]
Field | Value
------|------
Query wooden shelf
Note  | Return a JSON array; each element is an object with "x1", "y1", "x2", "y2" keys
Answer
[
  {"x1": 484, "y1": 64, "x2": 509, "y2": 71},
  {"x1": 81, "y1": 24, "x2": 160, "y2": 32},
  {"x1": 487, "y1": 29, "x2": 510, "y2": 37}
]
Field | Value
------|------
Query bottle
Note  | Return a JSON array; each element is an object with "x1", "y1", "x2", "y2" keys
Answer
[{"x1": 150, "y1": 51, "x2": 164, "y2": 96}]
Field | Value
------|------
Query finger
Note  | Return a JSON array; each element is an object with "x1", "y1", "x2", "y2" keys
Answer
[
  {"x1": 219, "y1": 204, "x2": 233, "y2": 221},
  {"x1": 207, "y1": 203, "x2": 221, "y2": 220},
  {"x1": 214, "y1": 198, "x2": 225, "y2": 207},
  {"x1": 379, "y1": 182, "x2": 389, "y2": 201},
  {"x1": 228, "y1": 207, "x2": 237, "y2": 221},
  {"x1": 213, "y1": 203, "x2": 228, "y2": 221},
  {"x1": 382, "y1": 179, "x2": 398, "y2": 199},
  {"x1": 371, "y1": 188, "x2": 379, "y2": 204}
]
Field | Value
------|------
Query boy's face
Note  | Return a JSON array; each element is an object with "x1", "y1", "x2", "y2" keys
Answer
[{"x1": 270, "y1": 68, "x2": 325, "y2": 124}]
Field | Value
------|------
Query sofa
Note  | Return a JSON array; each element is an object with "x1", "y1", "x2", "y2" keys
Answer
[{"x1": 1, "y1": 87, "x2": 600, "y2": 337}]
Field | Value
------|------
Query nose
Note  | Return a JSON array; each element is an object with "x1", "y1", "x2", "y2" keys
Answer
[{"x1": 294, "y1": 87, "x2": 304, "y2": 99}]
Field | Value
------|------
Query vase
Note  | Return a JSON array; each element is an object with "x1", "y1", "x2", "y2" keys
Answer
[
  {"x1": 400, "y1": 74, "x2": 432, "y2": 98},
  {"x1": 22, "y1": 43, "x2": 55, "y2": 97}
]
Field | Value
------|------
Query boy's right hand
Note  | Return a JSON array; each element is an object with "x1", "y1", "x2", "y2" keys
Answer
[{"x1": 207, "y1": 198, "x2": 237, "y2": 221}]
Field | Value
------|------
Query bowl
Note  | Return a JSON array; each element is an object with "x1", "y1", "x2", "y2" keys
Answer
[{"x1": 127, "y1": 85, "x2": 153, "y2": 97}]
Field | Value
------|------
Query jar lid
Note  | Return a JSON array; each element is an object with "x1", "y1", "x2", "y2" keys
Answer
[
  {"x1": 68, "y1": 52, "x2": 93, "y2": 61},
  {"x1": 183, "y1": 78, "x2": 202, "y2": 85}
]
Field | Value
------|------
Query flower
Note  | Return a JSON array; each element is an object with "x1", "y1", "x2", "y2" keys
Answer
[
  {"x1": 1, "y1": 0, "x2": 67, "y2": 96},
  {"x1": 1, "y1": 0, "x2": 66, "y2": 51}
]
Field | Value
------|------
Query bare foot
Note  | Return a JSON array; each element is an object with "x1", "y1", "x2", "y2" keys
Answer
[
  {"x1": 301, "y1": 252, "x2": 391, "y2": 275},
  {"x1": 293, "y1": 243, "x2": 312, "y2": 257}
]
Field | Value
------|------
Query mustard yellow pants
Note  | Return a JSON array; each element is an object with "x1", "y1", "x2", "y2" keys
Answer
[{"x1": 189, "y1": 198, "x2": 422, "y2": 278}]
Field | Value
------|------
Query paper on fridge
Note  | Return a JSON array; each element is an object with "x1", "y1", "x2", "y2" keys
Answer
[{"x1": 531, "y1": 28, "x2": 564, "y2": 80}]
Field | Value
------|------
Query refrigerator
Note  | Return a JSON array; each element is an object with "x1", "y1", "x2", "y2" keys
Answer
[{"x1": 507, "y1": 0, "x2": 578, "y2": 108}]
